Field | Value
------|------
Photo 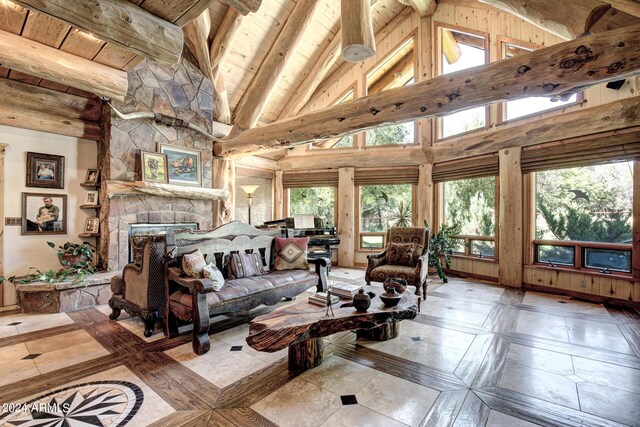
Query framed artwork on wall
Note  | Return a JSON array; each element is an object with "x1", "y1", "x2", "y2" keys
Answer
[
  {"x1": 26, "y1": 152, "x2": 64, "y2": 189},
  {"x1": 159, "y1": 144, "x2": 202, "y2": 187},
  {"x1": 84, "y1": 217, "x2": 100, "y2": 234},
  {"x1": 140, "y1": 151, "x2": 168, "y2": 184},
  {"x1": 84, "y1": 169, "x2": 100, "y2": 185},
  {"x1": 21, "y1": 193, "x2": 67, "y2": 235},
  {"x1": 84, "y1": 191, "x2": 99, "y2": 206}
]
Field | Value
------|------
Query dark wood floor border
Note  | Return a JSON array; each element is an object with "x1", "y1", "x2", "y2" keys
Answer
[
  {"x1": 513, "y1": 303, "x2": 622, "y2": 324},
  {"x1": 83, "y1": 319, "x2": 147, "y2": 353},
  {"x1": 333, "y1": 341, "x2": 468, "y2": 391},
  {"x1": 0, "y1": 354, "x2": 128, "y2": 403},
  {"x1": 470, "y1": 336, "x2": 510, "y2": 389},
  {"x1": 605, "y1": 304, "x2": 640, "y2": 322},
  {"x1": 475, "y1": 386, "x2": 629, "y2": 427},
  {"x1": 452, "y1": 390, "x2": 491, "y2": 427},
  {"x1": 413, "y1": 313, "x2": 491, "y2": 335},
  {"x1": 420, "y1": 389, "x2": 469, "y2": 427},
  {"x1": 617, "y1": 322, "x2": 640, "y2": 358},
  {"x1": 216, "y1": 408, "x2": 278, "y2": 427},
  {"x1": 0, "y1": 308, "x2": 23, "y2": 318},
  {"x1": 215, "y1": 359, "x2": 296, "y2": 409},
  {"x1": 148, "y1": 410, "x2": 212, "y2": 427},
  {"x1": 67, "y1": 307, "x2": 109, "y2": 324},
  {"x1": 0, "y1": 323, "x2": 83, "y2": 347},
  {"x1": 427, "y1": 291, "x2": 500, "y2": 308},
  {"x1": 482, "y1": 305, "x2": 520, "y2": 334},
  {"x1": 498, "y1": 287, "x2": 526, "y2": 306},
  {"x1": 454, "y1": 333, "x2": 495, "y2": 387}
]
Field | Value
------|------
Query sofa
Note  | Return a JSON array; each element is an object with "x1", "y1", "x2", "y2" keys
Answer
[{"x1": 165, "y1": 221, "x2": 327, "y2": 355}]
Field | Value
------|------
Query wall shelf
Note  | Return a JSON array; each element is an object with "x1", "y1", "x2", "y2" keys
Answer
[
  {"x1": 80, "y1": 182, "x2": 99, "y2": 188},
  {"x1": 79, "y1": 204, "x2": 100, "y2": 210},
  {"x1": 78, "y1": 232, "x2": 99, "y2": 238},
  {"x1": 105, "y1": 180, "x2": 229, "y2": 201}
]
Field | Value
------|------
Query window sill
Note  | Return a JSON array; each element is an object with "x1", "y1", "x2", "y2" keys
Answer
[
  {"x1": 526, "y1": 264, "x2": 638, "y2": 282},
  {"x1": 435, "y1": 123, "x2": 492, "y2": 144},
  {"x1": 496, "y1": 98, "x2": 586, "y2": 127},
  {"x1": 448, "y1": 254, "x2": 497, "y2": 263}
]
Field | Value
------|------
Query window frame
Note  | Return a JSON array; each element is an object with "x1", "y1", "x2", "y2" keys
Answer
[
  {"x1": 434, "y1": 23, "x2": 491, "y2": 142},
  {"x1": 285, "y1": 186, "x2": 338, "y2": 228}
]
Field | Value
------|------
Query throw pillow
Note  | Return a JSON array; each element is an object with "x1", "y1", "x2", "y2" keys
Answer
[
  {"x1": 274, "y1": 237, "x2": 309, "y2": 270},
  {"x1": 227, "y1": 252, "x2": 268, "y2": 279},
  {"x1": 182, "y1": 248, "x2": 207, "y2": 278},
  {"x1": 387, "y1": 242, "x2": 416, "y2": 267},
  {"x1": 201, "y1": 262, "x2": 225, "y2": 291}
]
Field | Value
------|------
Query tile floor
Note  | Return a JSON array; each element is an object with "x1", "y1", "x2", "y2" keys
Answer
[{"x1": 0, "y1": 270, "x2": 638, "y2": 426}]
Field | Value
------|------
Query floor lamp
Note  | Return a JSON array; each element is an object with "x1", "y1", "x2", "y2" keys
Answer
[{"x1": 240, "y1": 185, "x2": 260, "y2": 225}]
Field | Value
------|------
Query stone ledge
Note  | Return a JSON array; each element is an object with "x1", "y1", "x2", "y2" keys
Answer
[{"x1": 15, "y1": 271, "x2": 120, "y2": 292}]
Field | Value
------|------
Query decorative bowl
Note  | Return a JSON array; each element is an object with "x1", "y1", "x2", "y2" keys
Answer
[
  {"x1": 383, "y1": 278, "x2": 407, "y2": 294},
  {"x1": 379, "y1": 288, "x2": 403, "y2": 307}
]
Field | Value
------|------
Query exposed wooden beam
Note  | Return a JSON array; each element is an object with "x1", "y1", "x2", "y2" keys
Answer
[
  {"x1": 174, "y1": 0, "x2": 217, "y2": 26},
  {"x1": 231, "y1": 0, "x2": 321, "y2": 133},
  {"x1": 607, "y1": 0, "x2": 640, "y2": 19},
  {"x1": 0, "y1": 29, "x2": 127, "y2": 100},
  {"x1": 0, "y1": 104, "x2": 100, "y2": 140},
  {"x1": 479, "y1": 0, "x2": 631, "y2": 40},
  {"x1": 222, "y1": 0, "x2": 261, "y2": 16},
  {"x1": 397, "y1": 0, "x2": 438, "y2": 16},
  {"x1": 236, "y1": 155, "x2": 281, "y2": 170},
  {"x1": 183, "y1": 10, "x2": 212, "y2": 78},
  {"x1": 341, "y1": 0, "x2": 376, "y2": 62},
  {"x1": 209, "y1": 7, "x2": 243, "y2": 124},
  {"x1": 368, "y1": 49, "x2": 414, "y2": 95},
  {"x1": 215, "y1": 24, "x2": 640, "y2": 157},
  {"x1": 137, "y1": 0, "x2": 217, "y2": 27},
  {"x1": 11, "y1": 0, "x2": 183, "y2": 65},
  {"x1": 212, "y1": 159, "x2": 235, "y2": 227},
  {"x1": 430, "y1": 97, "x2": 640, "y2": 163},
  {"x1": 442, "y1": 29, "x2": 462, "y2": 64},
  {"x1": 279, "y1": 149, "x2": 429, "y2": 171}
]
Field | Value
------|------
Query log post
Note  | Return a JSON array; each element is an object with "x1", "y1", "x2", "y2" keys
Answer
[
  {"x1": 633, "y1": 160, "x2": 640, "y2": 279},
  {"x1": 183, "y1": 10, "x2": 212, "y2": 78},
  {"x1": 417, "y1": 164, "x2": 434, "y2": 229},
  {"x1": 274, "y1": 171, "x2": 284, "y2": 220},
  {"x1": 212, "y1": 159, "x2": 235, "y2": 227},
  {"x1": 223, "y1": 0, "x2": 261, "y2": 15},
  {"x1": 396, "y1": 0, "x2": 437, "y2": 16},
  {"x1": 341, "y1": 0, "x2": 376, "y2": 62},
  {"x1": 338, "y1": 168, "x2": 355, "y2": 267},
  {"x1": 498, "y1": 148, "x2": 523, "y2": 287},
  {"x1": 288, "y1": 338, "x2": 323, "y2": 370},
  {"x1": 442, "y1": 29, "x2": 462, "y2": 65}
]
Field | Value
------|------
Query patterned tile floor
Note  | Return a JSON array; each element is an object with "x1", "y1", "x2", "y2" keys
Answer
[{"x1": 0, "y1": 269, "x2": 639, "y2": 426}]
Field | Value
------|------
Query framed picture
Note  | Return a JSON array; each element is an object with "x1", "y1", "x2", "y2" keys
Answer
[
  {"x1": 84, "y1": 217, "x2": 100, "y2": 234},
  {"x1": 159, "y1": 144, "x2": 202, "y2": 187},
  {"x1": 84, "y1": 191, "x2": 99, "y2": 206},
  {"x1": 84, "y1": 169, "x2": 100, "y2": 185},
  {"x1": 26, "y1": 152, "x2": 64, "y2": 189},
  {"x1": 21, "y1": 193, "x2": 67, "y2": 235},
  {"x1": 140, "y1": 151, "x2": 168, "y2": 183}
]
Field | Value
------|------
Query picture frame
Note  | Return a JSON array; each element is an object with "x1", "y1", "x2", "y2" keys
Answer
[
  {"x1": 84, "y1": 169, "x2": 100, "y2": 185},
  {"x1": 159, "y1": 144, "x2": 202, "y2": 187},
  {"x1": 26, "y1": 152, "x2": 64, "y2": 189},
  {"x1": 21, "y1": 193, "x2": 67, "y2": 235},
  {"x1": 84, "y1": 191, "x2": 99, "y2": 206},
  {"x1": 84, "y1": 217, "x2": 100, "y2": 234},
  {"x1": 139, "y1": 151, "x2": 169, "y2": 184}
]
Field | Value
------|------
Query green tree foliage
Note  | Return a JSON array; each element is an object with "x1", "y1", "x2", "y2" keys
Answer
[
  {"x1": 536, "y1": 163, "x2": 633, "y2": 243},
  {"x1": 289, "y1": 187, "x2": 335, "y2": 227},
  {"x1": 361, "y1": 184, "x2": 413, "y2": 231},
  {"x1": 444, "y1": 176, "x2": 495, "y2": 236},
  {"x1": 366, "y1": 123, "x2": 413, "y2": 146}
]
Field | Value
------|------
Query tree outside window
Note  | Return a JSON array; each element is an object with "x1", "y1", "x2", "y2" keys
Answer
[
  {"x1": 360, "y1": 184, "x2": 413, "y2": 248},
  {"x1": 289, "y1": 187, "x2": 335, "y2": 227}
]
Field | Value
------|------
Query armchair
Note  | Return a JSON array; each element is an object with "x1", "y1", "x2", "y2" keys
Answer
[
  {"x1": 109, "y1": 235, "x2": 166, "y2": 337},
  {"x1": 365, "y1": 227, "x2": 430, "y2": 297}
]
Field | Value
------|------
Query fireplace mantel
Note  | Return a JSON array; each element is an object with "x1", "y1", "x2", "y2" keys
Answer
[{"x1": 105, "y1": 180, "x2": 229, "y2": 201}]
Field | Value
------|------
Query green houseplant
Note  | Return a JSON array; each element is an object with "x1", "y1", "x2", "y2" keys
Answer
[
  {"x1": 425, "y1": 220, "x2": 461, "y2": 283},
  {"x1": 49, "y1": 241, "x2": 95, "y2": 267}
]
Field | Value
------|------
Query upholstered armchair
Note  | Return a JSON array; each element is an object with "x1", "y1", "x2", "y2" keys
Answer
[
  {"x1": 365, "y1": 227, "x2": 430, "y2": 297},
  {"x1": 109, "y1": 235, "x2": 166, "y2": 337}
]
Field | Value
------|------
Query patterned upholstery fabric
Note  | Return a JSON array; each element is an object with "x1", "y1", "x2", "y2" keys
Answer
[
  {"x1": 130, "y1": 235, "x2": 150, "y2": 267},
  {"x1": 226, "y1": 253, "x2": 268, "y2": 279},
  {"x1": 274, "y1": 237, "x2": 309, "y2": 270},
  {"x1": 388, "y1": 242, "x2": 416, "y2": 267},
  {"x1": 182, "y1": 249, "x2": 207, "y2": 278},
  {"x1": 369, "y1": 265, "x2": 419, "y2": 287},
  {"x1": 388, "y1": 227, "x2": 428, "y2": 247}
]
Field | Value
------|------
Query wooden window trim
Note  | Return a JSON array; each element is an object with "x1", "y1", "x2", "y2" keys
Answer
[
  {"x1": 533, "y1": 239, "x2": 633, "y2": 276},
  {"x1": 285, "y1": 186, "x2": 338, "y2": 228},
  {"x1": 450, "y1": 235, "x2": 496, "y2": 259}
]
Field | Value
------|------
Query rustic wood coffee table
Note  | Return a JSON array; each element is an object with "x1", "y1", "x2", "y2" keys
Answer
[{"x1": 246, "y1": 288, "x2": 418, "y2": 370}]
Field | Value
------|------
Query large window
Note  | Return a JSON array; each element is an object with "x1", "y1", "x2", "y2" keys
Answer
[
  {"x1": 359, "y1": 184, "x2": 413, "y2": 249},
  {"x1": 535, "y1": 162, "x2": 633, "y2": 273},
  {"x1": 501, "y1": 41, "x2": 578, "y2": 121},
  {"x1": 289, "y1": 187, "x2": 335, "y2": 228},
  {"x1": 438, "y1": 27, "x2": 488, "y2": 139},
  {"x1": 443, "y1": 176, "x2": 496, "y2": 257}
]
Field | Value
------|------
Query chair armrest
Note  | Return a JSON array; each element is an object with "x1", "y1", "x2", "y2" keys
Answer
[
  {"x1": 168, "y1": 267, "x2": 217, "y2": 293},
  {"x1": 418, "y1": 253, "x2": 429, "y2": 283},
  {"x1": 367, "y1": 250, "x2": 387, "y2": 270},
  {"x1": 308, "y1": 257, "x2": 328, "y2": 268},
  {"x1": 122, "y1": 263, "x2": 143, "y2": 284},
  {"x1": 308, "y1": 257, "x2": 329, "y2": 292},
  {"x1": 110, "y1": 275, "x2": 125, "y2": 295}
]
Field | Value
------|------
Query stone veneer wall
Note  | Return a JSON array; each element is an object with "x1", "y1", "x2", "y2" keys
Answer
[{"x1": 101, "y1": 58, "x2": 216, "y2": 270}]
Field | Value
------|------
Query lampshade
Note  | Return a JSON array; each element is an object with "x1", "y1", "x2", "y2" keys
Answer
[{"x1": 239, "y1": 184, "x2": 260, "y2": 195}]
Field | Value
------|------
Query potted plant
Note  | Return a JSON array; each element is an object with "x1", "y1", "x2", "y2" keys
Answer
[
  {"x1": 425, "y1": 220, "x2": 461, "y2": 283},
  {"x1": 48, "y1": 241, "x2": 95, "y2": 267}
]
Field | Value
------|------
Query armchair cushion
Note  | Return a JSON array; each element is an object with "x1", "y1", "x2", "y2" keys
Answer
[
  {"x1": 370, "y1": 265, "x2": 418, "y2": 285},
  {"x1": 388, "y1": 242, "x2": 417, "y2": 267}
]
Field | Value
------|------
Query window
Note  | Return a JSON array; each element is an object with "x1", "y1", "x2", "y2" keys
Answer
[
  {"x1": 312, "y1": 89, "x2": 355, "y2": 149},
  {"x1": 438, "y1": 27, "x2": 488, "y2": 139},
  {"x1": 289, "y1": 187, "x2": 335, "y2": 228},
  {"x1": 443, "y1": 176, "x2": 496, "y2": 257},
  {"x1": 365, "y1": 38, "x2": 416, "y2": 146},
  {"x1": 501, "y1": 41, "x2": 578, "y2": 121},
  {"x1": 359, "y1": 184, "x2": 413, "y2": 249},
  {"x1": 535, "y1": 162, "x2": 633, "y2": 273}
]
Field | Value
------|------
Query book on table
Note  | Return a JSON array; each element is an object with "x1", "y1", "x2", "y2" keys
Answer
[
  {"x1": 330, "y1": 282, "x2": 363, "y2": 299},
  {"x1": 308, "y1": 292, "x2": 340, "y2": 306}
]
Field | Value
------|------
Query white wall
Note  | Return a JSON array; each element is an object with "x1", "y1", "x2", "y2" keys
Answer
[{"x1": 0, "y1": 125, "x2": 97, "y2": 305}]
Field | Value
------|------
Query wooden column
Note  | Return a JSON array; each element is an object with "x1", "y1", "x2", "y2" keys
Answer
[
  {"x1": 341, "y1": 0, "x2": 376, "y2": 62},
  {"x1": 338, "y1": 167, "x2": 355, "y2": 267},
  {"x1": 498, "y1": 148, "x2": 523, "y2": 287},
  {"x1": 0, "y1": 145, "x2": 4, "y2": 307},
  {"x1": 523, "y1": 173, "x2": 536, "y2": 266},
  {"x1": 212, "y1": 159, "x2": 235, "y2": 227},
  {"x1": 417, "y1": 164, "x2": 433, "y2": 229},
  {"x1": 274, "y1": 171, "x2": 284, "y2": 220},
  {"x1": 633, "y1": 160, "x2": 640, "y2": 279}
]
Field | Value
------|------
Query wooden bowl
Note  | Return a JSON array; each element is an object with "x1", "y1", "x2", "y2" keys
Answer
[{"x1": 383, "y1": 278, "x2": 407, "y2": 294}]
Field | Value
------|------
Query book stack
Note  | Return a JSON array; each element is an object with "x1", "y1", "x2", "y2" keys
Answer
[
  {"x1": 308, "y1": 292, "x2": 340, "y2": 306},
  {"x1": 330, "y1": 282, "x2": 363, "y2": 299}
]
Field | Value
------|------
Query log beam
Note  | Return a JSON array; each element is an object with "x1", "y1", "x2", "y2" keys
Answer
[
  {"x1": 0, "y1": 29, "x2": 127, "y2": 100},
  {"x1": 337, "y1": 168, "x2": 355, "y2": 267},
  {"x1": 209, "y1": 7, "x2": 243, "y2": 124},
  {"x1": 0, "y1": 104, "x2": 101, "y2": 140},
  {"x1": 11, "y1": 0, "x2": 183, "y2": 65},
  {"x1": 212, "y1": 159, "x2": 235, "y2": 227},
  {"x1": 215, "y1": 24, "x2": 640, "y2": 157},
  {"x1": 607, "y1": 0, "x2": 640, "y2": 19},
  {"x1": 430, "y1": 97, "x2": 640, "y2": 163},
  {"x1": 341, "y1": 0, "x2": 377, "y2": 62},
  {"x1": 280, "y1": 148, "x2": 429, "y2": 171},
  {"x1": 397, "y1": 0, "x2": 438, "y2": 17},
  {"x1": 231, "y1": 0, "x2": 320, "y2": 133},
  {"x1": 183, "y1": 10, "x2": 212, "y2": 78},
  {"x1": 222, "y1": 0, "x2": 261, "y2": 16}
]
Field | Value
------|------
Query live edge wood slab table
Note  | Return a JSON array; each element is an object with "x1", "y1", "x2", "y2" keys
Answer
[{"x1": 246, "y1": 289, "x2": 418, "y2": 371}]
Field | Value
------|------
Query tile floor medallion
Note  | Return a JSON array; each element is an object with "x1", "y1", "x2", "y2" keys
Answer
[{"x1": 0, "y1": 268, "x2": 638, "y2": 426}]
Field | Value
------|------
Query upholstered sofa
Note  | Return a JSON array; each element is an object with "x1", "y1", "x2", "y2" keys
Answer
[
  {"x1": 365, "y1": 226, "x2": 430, "y2": 297},
  {"x1": 165, "y1": 221, "x2": 327, "y2": 355}
]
